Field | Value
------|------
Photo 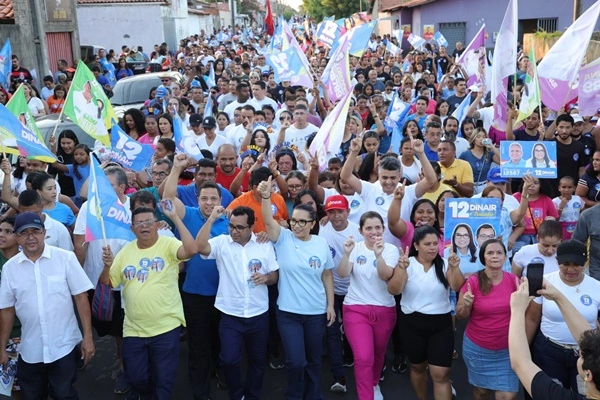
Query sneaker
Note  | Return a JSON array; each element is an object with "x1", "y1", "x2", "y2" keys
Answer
[
  {"x1": 392, "y1": 355, "x2": 401, "y2": 373},
  {"x1": 379, "y1": 364, "x2": 386, "y2": 382},
  {"x1": 374, "y1": 384, "x2": 384, "y2": 400},
  {"x1": 114, "y1": 370, "x2": 130, "y2": 394},
  {"x1": 216, "y1": 368, "x2": 227, "y2": 390},
  {"x1": 269, "y1": 357, "x2": 284, "y2": 370},
  {"x1": 342, "y1": 356, "x2": 354, "y2": 368},
  {"x1": 330, "y1": 376, "x2": 347, "y2": 393}
]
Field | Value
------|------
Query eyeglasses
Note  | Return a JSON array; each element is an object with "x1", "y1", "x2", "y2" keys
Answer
[
  {"x1": 477, "y1": 234, "x2": 495, "y2": 241},
  {"x1": 151, "y1": 171, "x2": 168, "y2": 178},
  {"x1": 288, "y1": 184, "x2": 303, "y2": 190},
  {"x1": 455, "y1": 233, "x2": 470, "y2": 239},
  {"x1": 290, "y1": 218, "x2": 314, "y2": 227},
  {"x1": 16, "y1": 228, "x2": 44, "y2": 238},
  {"x1": 133, "y1": 219, "x2": 157, "y2": 228},
  {"x1": 228, "y1": 224, "x2": 249, "y2": 232}
]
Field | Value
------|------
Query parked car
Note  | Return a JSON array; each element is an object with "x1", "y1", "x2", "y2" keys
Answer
[
  {"x1": 111, "y1": 71, "x2": 183, "y2": 118},
  {"x1": 35, "y1": 114, "x2": 97, "y2": 149}
]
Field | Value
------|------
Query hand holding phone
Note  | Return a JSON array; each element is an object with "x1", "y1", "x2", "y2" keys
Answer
[{"x1": 526, "y1": 263, "x2": 544, "y2": 297}]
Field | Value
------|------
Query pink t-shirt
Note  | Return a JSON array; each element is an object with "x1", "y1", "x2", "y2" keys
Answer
[
  {"x1": 138, "y1": 133, "x2": 157, "y2": 145},
  {"x1": 488, "y1": 126, "x2": 506, "y2": 146},
  {"x1": 400, "y1": 221, "x2": 444, "y2": 256},
  {"x1": 462, "y1": 272, "x2": 518, "y2": 350},
  {"x1": 513, "y1": 193, "x2": 559, "y2": 235}
]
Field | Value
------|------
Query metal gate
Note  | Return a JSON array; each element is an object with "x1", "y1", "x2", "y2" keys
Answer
[
  {"x1": 439, "y1": 22, "x2": 466, "y2": 54},
  {"x1": 46, "y1": 32, "x2": 74, "y2": 70}
]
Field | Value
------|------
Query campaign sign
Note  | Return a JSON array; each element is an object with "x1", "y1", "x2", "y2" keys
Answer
[
  {"x1": 444, "y1": 198, "x2": 502, "y2": 249},
  {"x1": 500, "y1": 141, "x2": 558, "y2": 179}
]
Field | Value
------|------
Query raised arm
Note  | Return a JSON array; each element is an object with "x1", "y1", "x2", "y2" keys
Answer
[
  {"x1": 163, "y1": 200, "x2": 198, "y2": 260},
  {"x1": 387, "y1": 185, "x2": 408, "y2": 239},
  {"x1": 340, "y1": 136, "x2": 364, "y2": 194},
  {"x1": 510, "y1": 174, "x2": 532, "y2": 224},
  {"x1": 387, "y1": 247, "x2": 409, "y2": 295},
  {"x1": 413, "y1": 139, "x2": 436, "y2": 197},
  {"x1": 446, "y1": 248, "x2": 466, "y2": 291},
  {"x1": 0, "y1": 159, "x2": 18, "y2": 211},
  {"x1": 257, "y1": 176, "x2": 281, "y2": 242},
  {"x1": 307, "y1": 153, "x2": 326, "y2": 203},
  {"x1": 505, "y1": 108, "x2": 519, "y2": 141},
  {"x1": 196, "y1": 205, "x2": 223, "y2": 256},
  {"x1": 337, "y1": 235, "x2": 355, "y2": 278},
  {"x1": 466, "y1": 87, "x2": 485, "y2": 119}
]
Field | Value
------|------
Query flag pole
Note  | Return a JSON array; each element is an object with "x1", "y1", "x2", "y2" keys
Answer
[{"x1": 91, "y1": 160, "x2": 108, "y2": 247}]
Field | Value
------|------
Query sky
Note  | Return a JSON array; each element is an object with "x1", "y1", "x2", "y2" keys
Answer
[{"x1": 277, "y1": 0, "x2": 301, "y2": 12}]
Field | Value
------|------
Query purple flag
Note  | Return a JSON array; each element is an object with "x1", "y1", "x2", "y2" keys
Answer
[
  {"x1": 578, "y1": 58, "x2": 600, "y2": 117},
  {"x1": 321, "y1": 33, "x2": 351, "y2": 103},
  {"x1": 457, "y1": 25, "x2": 487, "y2": 87}
]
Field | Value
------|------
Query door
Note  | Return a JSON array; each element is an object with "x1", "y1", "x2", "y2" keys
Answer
[
  {"x1": 46, "y1": 32, "x2": 74, "y2": 72},
  {"x1": 438, "y1": 22, "x2": 466, "y2": 55}
]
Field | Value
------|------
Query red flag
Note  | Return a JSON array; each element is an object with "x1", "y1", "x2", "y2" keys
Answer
[{"x1": 265, "y1": 0, "x2": 274, "y2": 35}]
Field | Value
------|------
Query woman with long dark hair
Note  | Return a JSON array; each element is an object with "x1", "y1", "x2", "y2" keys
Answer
[
  {"x1": 48, "y1": 129, "x2": 79, "y2": 197},
  {"x1": 123, "y1": 108, "x2": 146, "y2": 140},
  {"x1": 575, "y1": 150, "x2": 600, "y2": 209},
  {"x1": 388, "y1": 225, "x2": 464, "y2": 400}
]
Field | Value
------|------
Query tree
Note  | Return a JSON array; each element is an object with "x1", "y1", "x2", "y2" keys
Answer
[{"x1": 302, "y1": 0, "x2": 364, "y2": 23}]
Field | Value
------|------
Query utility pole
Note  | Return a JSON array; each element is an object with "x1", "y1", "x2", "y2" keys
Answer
[{"x1": 573, "y1": 0, "x2": 582, "y2": 22}]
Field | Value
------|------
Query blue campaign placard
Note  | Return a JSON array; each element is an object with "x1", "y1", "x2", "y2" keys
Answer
[
  {"x1": 500, "y1": 141, "x2": 558, "y2": 179},
  {"x1": 444, "y1": 197, "x2": 502, "y2": 254}
]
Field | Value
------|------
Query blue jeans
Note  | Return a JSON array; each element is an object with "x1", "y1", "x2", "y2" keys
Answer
[
  {"x1": 122, "y1": 327, "x2": 181, "y2": 400},
  {"x1": 277, "y1": 309, "x2": 327, "y2": 400},
  {"x1": 532, "y1": 331, "x2": 580, "y2": 394},
  {"x1": 219, "y1": 312, "x2": 269, "y2": 400},
  {"x1": 17, "y1": 346, "x2": 79, "y2": 400},
  {"x1": 325, "y1": 294, "x2": 345, "y2": 379}
]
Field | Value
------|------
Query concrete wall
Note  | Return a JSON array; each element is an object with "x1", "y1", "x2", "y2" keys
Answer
[
  {"x1": 188, "y1": 14, "x2": 215, "y2": 37},
  {"x1": 0, "y1": 0, "x2": 80, "y2": 83},
  {"x1": 77, "y1": 4, "x2": 164, "y2": 56}
]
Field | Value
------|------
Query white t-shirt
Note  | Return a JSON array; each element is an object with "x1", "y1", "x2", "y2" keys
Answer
[
  {"x1": 27, "y1": 97, "x2": 45, "y2": 116},
  {"x1": 512, "y1": 243, "x2": 559, "y2": 277},
  {"x1": 226, "y1": 125, "x2": 248, "y2": 154},
  {"x1": 322, "y1": 187, "x2": 367, "y2": 226},
  {"x1": 195, "y1": 134, "x2": 228, "y2": 156},
  {"x1": 224, "y1": 100, "x2": 250, "y2": 120},
  {"x1": 477, "y1": 106, "x2": 494, "y2": 133},
  {"x1": 453, "y1": 137, "x2": 470, "y2": 158},
  {"x1": 401, "y1": 257, "x2": 451, "y2": 314},
  {"x1": 284, "y1": 123, "x2": 318, "y2": 152},
  {"x1": 344, "y1": 242, "x2": 398, "y2": 307},
  {"x1": 401, "y1": 158, "x2": 422, "y2": 184},
  {"x1": 248, "y1": 97, "x2": 278, "y2": 112},
  {"x1": 318, "y1": 220, "x2": 361, "y2": 296},
  {"x1": 552, "y1": 195, "x2": 582, "y2": 237},
  {"x1": 360, "y1": 181, "x2": 417, "y2": 246},
  {"x1": 534, "y1": 271, "x2": 600, "y2": 345},
  {"x1": 44, "y1": 213, "x2": 74, "y2": 250}
]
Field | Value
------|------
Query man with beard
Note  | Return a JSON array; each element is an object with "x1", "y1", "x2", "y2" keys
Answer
[
  {"x1": 549, "y1": 114, "x2": 586, "y2": 197},
  {"x1": 442, "y1": 116, "x2": 469, "y2": 157},
  {"x1": 507, "y1": 108, "x2": 543, "y2": 141},
  {"x1": 216, "y1": 144, "x2": 249, "y2": 193}
]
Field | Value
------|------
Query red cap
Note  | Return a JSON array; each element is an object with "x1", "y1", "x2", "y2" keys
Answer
[{"x1": 325, "y1": 195, "x2": 349, "y2": 211}]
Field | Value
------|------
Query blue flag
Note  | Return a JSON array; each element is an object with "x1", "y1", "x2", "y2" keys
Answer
[
  {"x1": 437, "y1": 59, "x2": 444, "y2": 83},
  {"x1": 109, "y1": 122, "x2": 155, "y2": 172},
  {"x1": 204, "y1": 95, "x2": 213, "y2": 118},
  {"x1": 99, "y1": 57, "x2": 116, "y2": 87},
  {"x1": 266, "y1": 48, "x2": 313, "y2": 88},
  {"x1": 85, "y1": 156, "x2": 134, "y2": 242},
  {"x1": 433, "y1": 32, "x2": 449, "y2": 47},
  {"x1": 0, "y1": 104, "x2": 57, "y2": 162},
  {"x1": 0, "y1": 39, "x2": 11, "y2": 89},
  {"x1": 207, "y1": 63, "x2": 216, "y2": 88},
  {"x1": 388, "y1": 101, "x2": 411, "y2": 154},
  {"x1": 451, "y1": 95, "x2": 472, "y2": 134}
]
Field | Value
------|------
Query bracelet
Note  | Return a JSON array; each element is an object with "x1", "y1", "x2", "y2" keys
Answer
[{"x1": 261, "y1": 195, "x2": 271, "y2": 200}]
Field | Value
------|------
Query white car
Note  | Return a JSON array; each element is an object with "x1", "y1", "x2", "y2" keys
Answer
[{"x1": 111, "y1": 71, "x2": 183, "y2": 118}]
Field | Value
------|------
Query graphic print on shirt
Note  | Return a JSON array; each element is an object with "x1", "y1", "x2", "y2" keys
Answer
[
  {"x1": 350, "y1": 199, "x2": 360, "y2": 209},
  {"x1": 123, "y1": 265, "x2": 137, "y2": 280},
  {"x1": 581, "y1": 295, "x2": 592, "y2": 306},
  {"x1": 308, "y1": 255, "x2": 322, "y2": 269},
  {"x1": 247, "y1": 258, "x2": 263, "y2": 288},
  {"x1": 375, "y1": 197, "x2": 385, "y2": 205},
  {"x1": 270, "y1": 204, "x2": 278, "y2": 215},
  {"x1": 151, "y1": 257, "x2": 165, "y2": 271},
  {"x1": 139, "y1": 258, "x2": 151, "y2": 269},
  {"x1": 356, "y1": 255, "x2": 367, "y2": 265},
  {"x1": 329, "y1": 246, "x2": 336, "y2": 259},
  {"x1": 136, "y1": 268, "x2": 148, "y2": 283}
]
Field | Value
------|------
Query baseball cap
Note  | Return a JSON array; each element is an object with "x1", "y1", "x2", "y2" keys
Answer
[
  {"x1": 325, "y1": 195, "x2": 349, "y2": 211},
  {"x1": 155, "y1": 85, "x2": 169, "y2": 98},
  {"x1": 202, "y1": 116, "x2": 216, "y2": 129},
  {"x1": 572, "y1": 114, "x2": 584, "y2": 124},
  {"x1": 556, "y1": 239, "x2": 587, "y2": 266},
  {"x1": 487, "y1": 167, "x2": 508, "y2": 184},
  {"x1": 189, "y1": 113, "x2": 202, "y2": 127},
  {"x1": 14, "y1": 212, "x2": 44, "y2": 234}
]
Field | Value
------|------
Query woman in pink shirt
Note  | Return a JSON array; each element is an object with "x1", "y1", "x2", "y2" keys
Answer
[{"x1": 456, "y1": 239, "x2": 519, "y2": 400}]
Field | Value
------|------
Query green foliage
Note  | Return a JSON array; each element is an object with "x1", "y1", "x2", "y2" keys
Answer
[
  {"x1": 302, "y1": 0, "x2": 364, "y2": 23},
  {"x1": 532, "y1": 29, "x2": 563, "y2": 41},
  {"x1": 283, "y1": 10, "x2": 295, "y2": 20}
]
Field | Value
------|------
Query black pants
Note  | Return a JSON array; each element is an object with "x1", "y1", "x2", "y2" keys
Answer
[
  {"x1": 182, "y1": 292, "x2": 221, "y2": 400},
  {"x1": 17, "y1": 347, "x2": 78, "y2": 400}
]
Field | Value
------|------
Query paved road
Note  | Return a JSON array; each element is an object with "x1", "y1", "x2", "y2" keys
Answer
[{"x1": 1, "y1": 319, "x2": 525, "y2": 399}]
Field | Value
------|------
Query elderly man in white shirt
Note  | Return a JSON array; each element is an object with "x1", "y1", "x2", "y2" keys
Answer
[
  {"x1": 0, "y1": 212, "x2": 94, "y2": 399},
  {"x1": 196, "y1": 205, "x2": 279, "y2": 400}
]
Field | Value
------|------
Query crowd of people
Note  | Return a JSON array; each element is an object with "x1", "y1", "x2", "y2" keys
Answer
[{"x1": 1, "y1": 15, "x2": 600, "y2": 400}]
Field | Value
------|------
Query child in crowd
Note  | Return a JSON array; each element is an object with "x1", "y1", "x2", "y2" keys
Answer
[{"x1": 552, "y1": 176, "x2": 582, "y2": 240}]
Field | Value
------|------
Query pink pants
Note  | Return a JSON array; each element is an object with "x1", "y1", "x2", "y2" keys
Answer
[{"x1": 343, "y1": 304, "x2": 397, "y2": 400}]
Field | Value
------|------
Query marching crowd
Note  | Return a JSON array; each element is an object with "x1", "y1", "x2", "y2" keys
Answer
[{"x1": 2, "y1": 15, "x2": 600, "y2": 400}]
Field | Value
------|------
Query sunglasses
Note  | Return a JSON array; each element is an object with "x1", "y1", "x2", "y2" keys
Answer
[{"x1": 161, "y1": 79, "x2": 170, "y2": 83}]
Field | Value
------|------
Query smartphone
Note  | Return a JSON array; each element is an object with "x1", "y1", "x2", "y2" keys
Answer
[
  {"x1": 526, "y1": 263, "x2": 544, "y2": 297},
  {"x1": 160, "y1": 199, "x2": 173, "y2": 212},
  {"x1": 482, "y1": 138, "x2": 492, "y2": 146}
]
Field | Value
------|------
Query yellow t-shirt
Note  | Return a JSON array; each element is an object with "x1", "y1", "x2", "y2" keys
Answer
[
  {"x1": 110, "y1": 236, "x2": 186, "y2": 338},
  {"x1": 440, "y1": 159, "x2": 474, "y2": 186},
  {"x1": 422, "y1": 183, "x2": 456, "y2": 203}
]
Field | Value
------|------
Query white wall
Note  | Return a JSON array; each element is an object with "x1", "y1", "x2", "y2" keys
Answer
[
  {"x1": 188, "y1": 14, "x2": 215, "y2": 37},
  {"x1": 77, "y1": 5, "x2": 164, "y2": 54}
]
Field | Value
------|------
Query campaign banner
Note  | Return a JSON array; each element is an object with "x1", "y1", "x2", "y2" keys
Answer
[
  {"x1": 266, "y1": 48, "x2": 313, "y2": 88},
  {"x1": 109, "y1": 123, "x2": 154, "y2": 171},
  {"x1": 444, "y1": 198, "x2": 502, "y2": 274},
  {"x1": 317, "y1": 20, "x2": 341, "y2": 48},
  {"x1": 401, "y1": 25, "x2": 411, "y2": 39},
  {"x1": 500, "y1": 141, "x2": 558, "y2": 179},
  {"x1": 434, "y1": 31, "x2": 448, "y2": 47},
  {"x1": 423, "y1": 25, "x2": 434, "y2": 41}
]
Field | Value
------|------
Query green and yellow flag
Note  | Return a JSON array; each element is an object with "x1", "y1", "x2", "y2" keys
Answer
[
  {"x1": 6, "y1": 85, "x2": 45, "y2": 143},
  {"x1": 63, "y1": 60, "x2": 116, "y2": 146},
  {"x1": 517, "y1": 42, "x2": 541, "y2": 122}
]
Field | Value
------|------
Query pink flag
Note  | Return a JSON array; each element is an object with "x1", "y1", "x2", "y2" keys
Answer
[
  {"x1": 491, "y1": 0, "x2": 517, "y2": 130},
  {"x1": 578, "y1": 57, "x2": 600, "y2": 117},
  {"x1": 321, "y1": 33, "x2": 351, "y2": 103},
  {"x1": 538, "y1": 1, "x2": 600, "y2": 111},
  {"x1": 457, "y1": 25, "x2": 486, "y2": 87},
  {"x1": 308, "y1": 91, "x2": 353, "y2": 171}
]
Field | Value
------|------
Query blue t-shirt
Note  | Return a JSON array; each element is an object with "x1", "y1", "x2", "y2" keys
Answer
[
  {"x1": 459, "y1": 150, "x2": 493, "y2": 183},
  {"x1": 406, "y1": 114, "x2": 428, "y2": 131},
  {"x1": 46, "y1": 201, "x2": 76, "y2": 228},
  {"x1": 96, "y1": 74, "x2": 111, "y2": 88},
  {"x1": 179, "y1": 207, "x2": 229, "y2": 296},
  {"x1": 274, "y1": 229, "x2": 334, "y2": 315},
  {"x1": 65, "y1": 163, "x2": 91, "y2": 199},
  {"x1": 177, "y1": 183, "x2": 233, "y2": 208},
  {"x1": 424, "y1": 141, "x2": 439, "y2": 162}
]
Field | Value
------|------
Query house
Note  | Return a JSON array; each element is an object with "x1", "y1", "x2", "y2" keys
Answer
[
  {"x1": 378, "y1": 0, "x2": 600, "y2": 54},
  {"x1": 0, "y1": 0, "x2": 81, "y2": 80}
]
